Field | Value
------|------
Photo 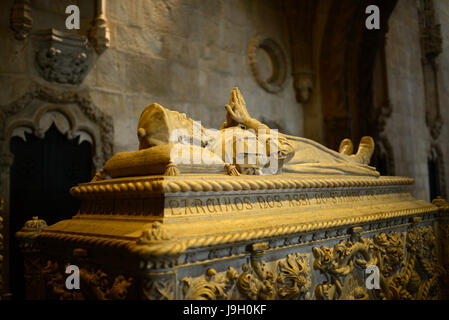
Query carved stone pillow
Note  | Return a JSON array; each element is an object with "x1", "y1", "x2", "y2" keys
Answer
[{"x1": 103, "y1": 144, "x2": 225, "y2": 178}]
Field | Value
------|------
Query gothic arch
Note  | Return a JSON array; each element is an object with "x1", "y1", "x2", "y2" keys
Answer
[
  {"x1": 319, "y1": 0, "x2": 398, "y2": 150},
  {"x1": 0, "y1": 83, "x2": 114, "y2": 296}
]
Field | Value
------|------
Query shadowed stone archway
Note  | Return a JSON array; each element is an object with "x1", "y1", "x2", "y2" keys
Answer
[{"x1": 0, "y1": 83, "x2": 113, "y2": 297}]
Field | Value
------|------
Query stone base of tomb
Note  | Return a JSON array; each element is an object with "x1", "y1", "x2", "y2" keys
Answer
[{"x1": 17, "y1": 174, "x2": 449, "y2": 300}]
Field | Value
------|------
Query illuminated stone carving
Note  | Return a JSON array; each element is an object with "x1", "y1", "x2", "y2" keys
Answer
[
  {"x1": 14, "y1": 86, "x2": 448, "y2": 300},
  {"x1": 97, "y1": 87, "x2": 378, "y2": 179}
]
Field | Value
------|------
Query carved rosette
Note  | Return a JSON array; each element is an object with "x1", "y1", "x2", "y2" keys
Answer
[{"x1": 276, "y1": 253, "x2": 312, "y2": 299}]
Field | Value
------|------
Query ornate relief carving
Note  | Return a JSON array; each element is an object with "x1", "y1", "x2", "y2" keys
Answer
[
  {"x1": 34, "y1": 29, "x2": 91, "y2": 85},
  {"x1": 236, "y1": 243, "x2": 275, "y2": 300},
  {"x1": 398, "y1": 225, "x2": 445, "y2": 299},
  {"x1": 12, "y1": 217, "x2": 48, "y2": 299},
  {"x1": 17, "y1": 216, "x2": 47, "y2": 234},
  {"x1": 41, "y1": 260, "x2": 133, "y2": 300},
  {"x1": 313, "y1": 225, "x2": 446, "y2": 300},
  {"x1": 0, "y1": 83, "x2": 114, "y2": 165},
  {"x1": 80, "y1": 268, "x2": 133, "y2": 300},
  {"x1": 143, "y1": 279, "x2": 173, "y2": 300},
  {"x1": 248, "y1": 36, "x2": 287, "y2": 93},
  {"x1": 41, "y1": 260, "x2": 75, "y2": 299},
  {"x1": 372, "y1": 232, "x2": 404, "y2": 278},
  {"x1": 275, "y1": 252, "x2": 311, "y2": 299},
  {"x1": 181, "y1": 244, "x2": 312, "y2": 300},
  {"x1": 313, "y1": 228, "x2": 383, "y2": 300},
  {"x1": 10, "y1": 0, "x2": 32, "y2": 40},
  {"x1": 435, "y1": 198, "x2": 449, "y2": 294},
  {"x1": 16, "y1": 219, "x2": 134, "y2": 300},
  {"x1": 20, "y1": 219, "x2": 448, "y2": 300},
  {"x1": 15, "y1": 216, "x2": 48, "y2": 251},
  {"x1": 136, "y1": 222, "x2": 173, "y2": 244},
  {"x1": 182, "y1": 268, "x2": 238, "y2": 300},
  {"x1": 143, "y1": 274, "x2": 175, "y2": 300}
]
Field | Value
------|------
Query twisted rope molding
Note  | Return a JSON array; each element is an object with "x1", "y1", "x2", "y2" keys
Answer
[
  {"x1": 37, "y1": 205, "x2": 435, "y2": 258},
  {"x1": 37, "y1": 232, "x2": 134, "y2": 251},
  {"x1": 151, "y1": 205, "x2": 435, "y2": 256},
  {"x1": 70, "y1": 176, "x2": 415, "y2": 197}
]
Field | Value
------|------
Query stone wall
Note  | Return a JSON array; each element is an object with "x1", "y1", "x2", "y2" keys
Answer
[
  {"x1": 0, "y1": 0, "x2": 302, "y2": 154},
  {"x1": 1, "y1": 0, "x2": 448, "y2": 200},
  {"x1": 384, "y1": 0, "x2": 429, "y2": 200},
  {"x1": 383, "y1": 0, "x2": 449, "y2": 201}
]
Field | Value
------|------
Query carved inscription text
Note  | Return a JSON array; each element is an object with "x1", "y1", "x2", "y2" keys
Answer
[{"x1": 166, "y1": 189, "x2": 410, "y2": 217}]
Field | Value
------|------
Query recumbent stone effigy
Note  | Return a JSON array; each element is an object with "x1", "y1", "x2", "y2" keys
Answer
[{"x1": 17, "y1": 88, "x2": 449, "y2": 300}]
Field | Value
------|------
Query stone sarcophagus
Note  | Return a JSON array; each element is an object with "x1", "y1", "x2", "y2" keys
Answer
[
  {"x1": 18, "y1": 174, "x2": 449, "y2": 300},
  {"x1": 17, "y1": 88, "x2": 449, "y2": 300}
]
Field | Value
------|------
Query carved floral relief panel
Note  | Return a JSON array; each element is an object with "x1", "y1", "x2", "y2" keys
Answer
[{"x1": 178, "y1": 224, "x2": 446, "y2": 300}]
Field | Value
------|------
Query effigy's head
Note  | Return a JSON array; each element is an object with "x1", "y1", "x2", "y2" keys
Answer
[
  {"x1": 137, "y1": 103, "x2": 168, "y2": 150},
  {"x1": 137, "y1": 103, "x2": 203, "y2": 150}
]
